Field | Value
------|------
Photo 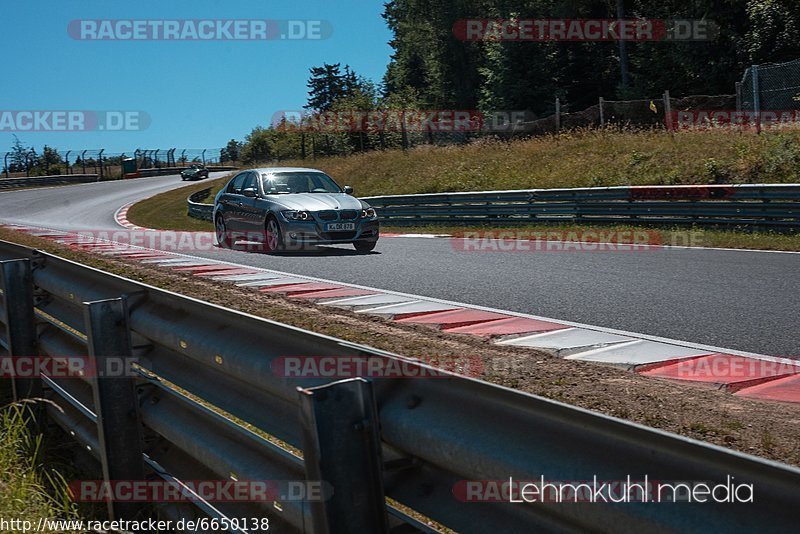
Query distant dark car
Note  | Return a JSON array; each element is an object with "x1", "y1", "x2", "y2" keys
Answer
[{"x1": 181, "y1": 164, "x2": 209, "y2": 181}]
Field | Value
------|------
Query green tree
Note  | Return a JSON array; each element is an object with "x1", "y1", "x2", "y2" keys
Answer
[
  {"x1": 9, "y1": 135, "x2": 29, "y2": 172},
  {"x1": 306, "y1": 63, "x2": 347, "y2": 111},
  {"x1": 221, "y1": 139, "x2": 242, "y2": 163},
  {"x1": 240, "y1": 127, "x2": 272, "y2": 164}
]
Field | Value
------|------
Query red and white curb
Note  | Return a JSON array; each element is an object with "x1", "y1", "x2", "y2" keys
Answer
[
  {"x1": 114, "y1": 203, "x2": 147, "y2": 231},
  {"x1": 5, "y1": 222, "x2": 799, "y2": 405}
]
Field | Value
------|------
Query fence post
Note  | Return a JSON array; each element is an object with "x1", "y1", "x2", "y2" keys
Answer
[
  {"x1": 555, "y1": 97, "x2": 561, "y2": 134},
  {"x1": 311, "y1": 135, "x2": 317, "y2": 160},
  {"x1": 663, "y1": 91, "x2": 673, "y2": 131},
  {"x1": 752, "y1": 65, "x2": 761, "y2": 134},
  {"x1": 599, "y1": 97, "x2": 605, "y2": 127},
  {"x1": 84, "y1": 297, "x2": 145, "y2": 521},
  {"x1": 735, "y1": 81, "x2": 742, "y2": 112},
  {"x1": 400, "y1": 111, "x2": 409, "y2": 151},
  {"x1": 0, "y1": 259, "x2": 40, "y2": 403},
  {"x1": 298, "y1": 378, "x2": 389, "y2": 534}
]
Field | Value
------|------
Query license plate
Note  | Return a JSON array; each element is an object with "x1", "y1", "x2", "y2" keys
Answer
[{"x1": 325, "y1": 223, "x2": 355, "y2": 231}]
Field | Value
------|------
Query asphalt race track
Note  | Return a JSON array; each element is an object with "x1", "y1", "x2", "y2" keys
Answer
[{"x1": 0, "y1": 174, "x2": 797, "y2": 357}]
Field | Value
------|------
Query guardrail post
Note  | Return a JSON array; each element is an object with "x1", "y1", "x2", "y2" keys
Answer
[
  {"x1": 298, "y1": 378, "x2": 389, "y2": 534},
  {"x1": 84, "y1": 296, "x2": 145, "y2": 521},
  {"x1": 0, "y1": 259, "x2": 41, "y2": 403}
]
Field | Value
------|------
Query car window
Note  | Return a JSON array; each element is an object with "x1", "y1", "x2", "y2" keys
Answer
[
  {"x1": 261, "y1": 172, "x2": 342, "y2": 194},
  {"x1": 241, "y1": 172, "x2": 257, "y2": 192},
  {"x1": 227, "y1": 172, "x2": 248, "y2": 194}
]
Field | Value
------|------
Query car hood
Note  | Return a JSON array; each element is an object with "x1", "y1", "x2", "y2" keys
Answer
[{"x1": 266, "y1": 193, "x2": 365, "y2": 211}]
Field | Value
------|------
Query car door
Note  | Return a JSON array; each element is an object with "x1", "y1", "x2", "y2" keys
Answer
[
  {"x1": 238, "y1": 172, "x2": 264, "y2": 235},
  {"x1": 218, "y1": 172, "x2": 248, "y2": 231}
]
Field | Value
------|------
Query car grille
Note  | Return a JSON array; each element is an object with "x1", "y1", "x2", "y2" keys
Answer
[{"x1": 317, "y1": 210, "x2": 359, "y2": 221}]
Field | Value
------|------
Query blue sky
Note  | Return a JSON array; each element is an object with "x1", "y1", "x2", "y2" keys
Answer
[{"x1": 0, "y1": 0, "x2": 394, "y2": 154}]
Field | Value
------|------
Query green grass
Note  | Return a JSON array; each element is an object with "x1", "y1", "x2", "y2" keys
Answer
[
  {"x1": 125, "y1": 127, "x2": 800, "y2": 250},
  {"x1": 280, "y1": 127, "x2": 800, "y2": 196},
  {"x1": 0, "y1": 400, "x2": 84, "y2": 532},
  {"x1": 382, "y1": 223, "x2": 800, "y2": 251},
  {"x1": 126, "y1": 177, "x2": 230, "y2": 231}
]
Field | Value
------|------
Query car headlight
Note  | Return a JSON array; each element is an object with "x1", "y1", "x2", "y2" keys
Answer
[
  {"x1": 282, "y1": 210, "x2": 313, "y2": 221},
  {"x1": 361, "y1": 208, "x2": 376, "y2": 219}
]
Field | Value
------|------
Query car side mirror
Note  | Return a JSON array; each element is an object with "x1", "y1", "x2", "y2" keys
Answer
[
  {"x1": 242, "y1": 188, "x2": 258, "y2": 198},
  {"x1": 343, "y1": 185, "x2": 354, "y2": 195}
]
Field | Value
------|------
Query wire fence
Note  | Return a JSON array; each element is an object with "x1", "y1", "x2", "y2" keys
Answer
[
  {"x1": 1, "y1": 147, "x2": 225, "y2": 180},
  {"x1": 738, "y1": 58, "x2": 800, "y2": 113},
  {"x1": 133, "y1": 147, "x2": 225, "y2": 170},
  {"x1": 510, "y1": 94, "x2": 736, "y2": 137},
  {"x1": 267, "y1": 90, "x2": 738, "y2": 160}
]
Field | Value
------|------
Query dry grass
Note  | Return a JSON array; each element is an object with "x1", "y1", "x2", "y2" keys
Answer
[
  {"x1": 0, "y1": 401, "x2": 85, "y2": 532},
  {"x1": 281, "y1": 127, "x2": 800, "y2": 196}
]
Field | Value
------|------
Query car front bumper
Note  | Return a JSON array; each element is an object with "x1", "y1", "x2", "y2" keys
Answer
[{"x1": 280, "y1": 218, "x2": 380, "y2": 245}]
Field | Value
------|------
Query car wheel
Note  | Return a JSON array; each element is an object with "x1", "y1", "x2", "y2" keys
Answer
[
  {"x1": 353, "y1": 240, "x2": 377, "y2": 253},
  {"x1": 264, "y1": 217, "x2": 284, "y2": 252},
  {"x1": 215, "y1": 215, "x2": 231, "y2": 248}
]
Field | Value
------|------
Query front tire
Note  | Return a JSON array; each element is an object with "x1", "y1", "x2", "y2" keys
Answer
[
  {"x1": 264, "y1": 217, "x2": 284, "y2": 252},
  {"x1": 353, "y1": 240, "x2": 377, "y2": 253},
  {"x1": 215, "y1": 214, "x2": 231, "y2": 248}
]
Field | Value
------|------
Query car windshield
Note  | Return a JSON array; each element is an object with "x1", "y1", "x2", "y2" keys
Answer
[{"x1": 261, "y1": 172, "x2": 342, "y2": 194}]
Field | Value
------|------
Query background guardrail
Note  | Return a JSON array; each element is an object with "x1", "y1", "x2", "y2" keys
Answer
[
  {"x1": 188, "y1": 188, "x2": 214, "y2": 220},
  {"x1": 362, "y1": 184, "x2": 800, "y2": 229},
  {"x1": 188, "y1": 183, "x2": 800, "y2": 229},
  {"x1": 2, "y1": 240, "x2": 800, "y2": 532},
  {"x1": 0, "y1": 174, "x2": 100, "y2": 190},
  {"x1": 127, "y1": 166, "x2": 238, "y2": 179}
]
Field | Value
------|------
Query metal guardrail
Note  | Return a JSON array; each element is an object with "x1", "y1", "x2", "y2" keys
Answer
[
  {"x1": 188, "y1": 187, "x2": 214, "y2": 221},
  {"x1": 2, "y1": 240, "x2": 800, "y2": 532},
  {"x1": 361, "y1": 184, "x2": 800, "y2": 229},
  {"x1": 128, "y1": 166, "x2": 238, "y2": 179},
  {"x1": 187, "y1": 183, "x2": 800, "y2": 229},
  {"x1": 0, "y1": 174, "x2": 100, "y2": 190}
]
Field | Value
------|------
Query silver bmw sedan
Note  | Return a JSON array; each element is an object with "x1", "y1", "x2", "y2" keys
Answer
[{"x1": 213, "y1": 168, "x2": 379, "y2": 252}]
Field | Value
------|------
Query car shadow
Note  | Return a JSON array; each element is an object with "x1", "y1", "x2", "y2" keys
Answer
[{"x1": 230, "y1": 242, "x2": 380, "y2": 257}]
